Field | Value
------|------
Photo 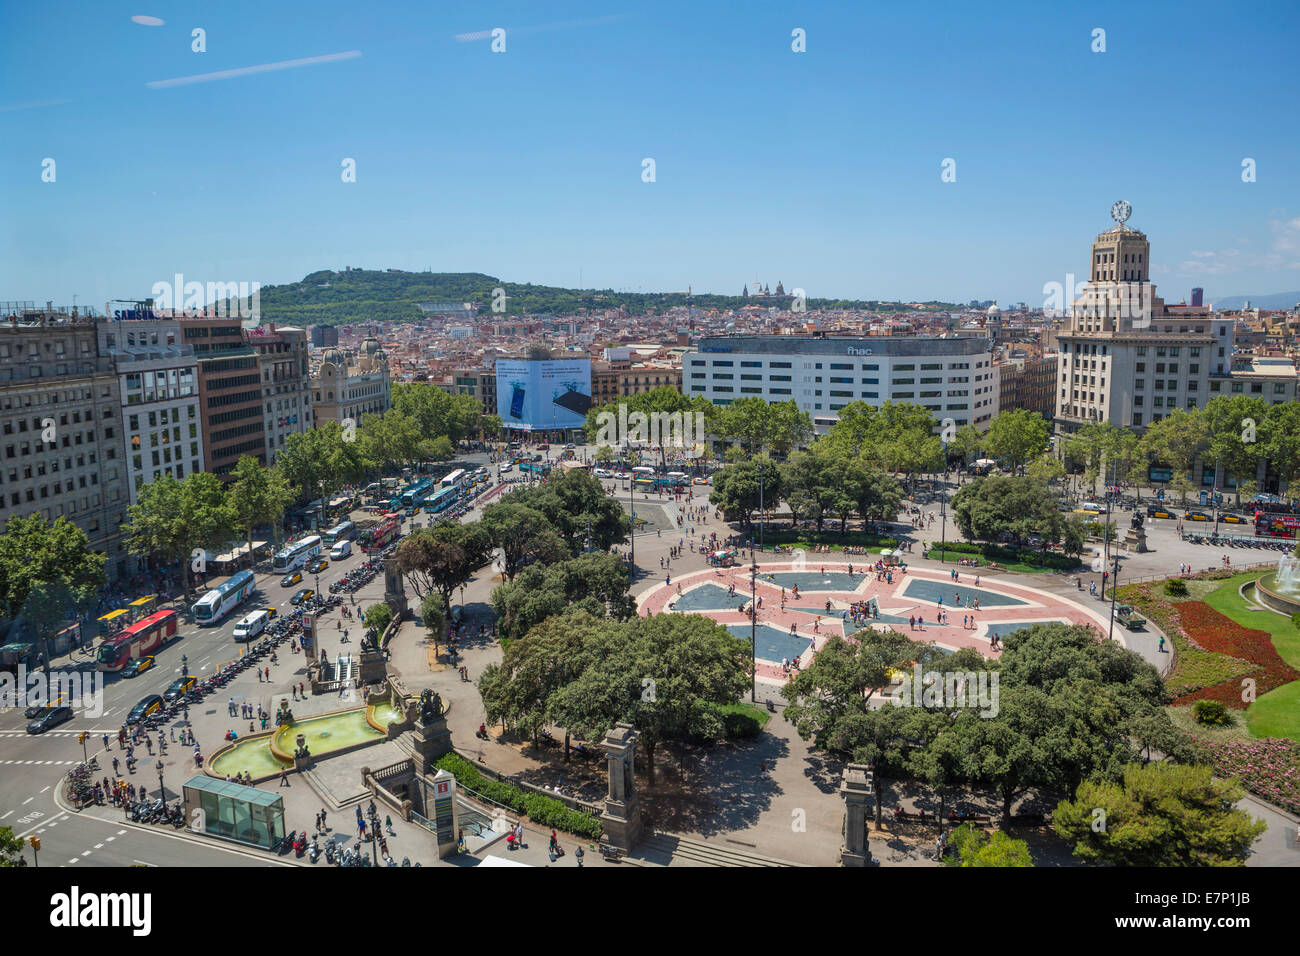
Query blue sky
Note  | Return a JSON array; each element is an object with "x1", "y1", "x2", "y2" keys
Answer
[{"x1": 2, "y1": 0, "x2": 1298, "y2": 310}]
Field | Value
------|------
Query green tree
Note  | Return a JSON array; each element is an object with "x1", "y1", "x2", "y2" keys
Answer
[
  {"x1": 945, "y1": 423, "x2": 984, "y2": 467},
  {"x1": 481, "y1": 500, "x2": 568, "y2": 580},
  {"x1": 0, "y1": 515, "x2": 105, "y2": 654},
  {"x1": 491, "y1": 551, "x2": 635, "y2": 642},
  {"x1": 122, "y1": 473, "x2": 235, "y2": 605},
  {"x1": 1202, "y1": 395, "x2": 1268, "y2": 504},
  {"x1": 1054, "y1": 762, "x2": 1266, "y2": 866},
  {"x1": 709, "y1": 457, "x2": 782, "y2": 528},
  {"x1": 393, "y1": 522, "x2": 492, "y2": 612},
  {"x1": 363, "y1": 602, "x2": 394, "y2": 640},
  {"x1": 945, "y1": 824, "x2": 1032, "y2": 867},
  {"x1": 1139, "y1": 408, "x2": 1209, "y2": 495},
  {"x1": 1262, "y1": 402, "x2": 1300, "y2": 492},
  {"x1": 227, "y1": 455, "x2": 271, "y2": 562},
  {"x1": 277, "y1": 420, "x2": 369, "y2": 528},
  {"x1": 0, "y1": 826, "x2": 27, "y2": 866},
  {"x1": 982, "y1": 410, "x2": 1050, "y2": 474},
  {"x1": 548, "y1": 612, "x2": 750, "y2": 785},
  {"x1": 505, "y1": 468, "x2": 628, "y2": 554},
  {"x1": 419, "y1": 591, "x2": 447, "y2": 656}
]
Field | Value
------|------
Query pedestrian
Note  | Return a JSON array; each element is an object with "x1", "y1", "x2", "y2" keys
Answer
[
  {"x1": 279, "y1": 768, "x2": 289, "y2": 787},
  {"x1": 102, "y1": 733, "x2": 110, "y2": 750},
  {"x1": 299, "y1": 682, "x2": 305, "y2": 698},
  {"x1": 315, "y1": 812, "x2": 322, "y2": 832},
  {"x1": 1158, "y1": 635, "x2": 1166, "y2": 653},
  {"x1": 321, "y1": 808, "x2": 328, "y2": 830},
  {"x1": 575, "y1": 845, "x2": 584, "y2": 868}
]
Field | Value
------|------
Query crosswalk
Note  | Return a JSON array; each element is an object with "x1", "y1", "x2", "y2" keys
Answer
[{"x1": 0, "y1": 759, "x2": 80, "y2": 765}]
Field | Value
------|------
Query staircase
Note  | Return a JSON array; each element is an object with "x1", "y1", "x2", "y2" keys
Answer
[{"x1": 633, "y1": 832, "x2": 806, "y2": 867}]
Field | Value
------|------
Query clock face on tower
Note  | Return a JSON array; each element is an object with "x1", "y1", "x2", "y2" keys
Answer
[{"x1": 1111, "y1": 200, "x2": 1132, "y2": 225}]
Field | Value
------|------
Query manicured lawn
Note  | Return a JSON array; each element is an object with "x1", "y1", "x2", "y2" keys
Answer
[
  {"x1": 930, "y1": 551, "x2": 1053, "y2": 575},
  {"x1": 1203, "y1": 573, "x2": 1300, "y2": 742},
  {"x1": 719, "y1": 701, "x2": 771, "y2": 728}
]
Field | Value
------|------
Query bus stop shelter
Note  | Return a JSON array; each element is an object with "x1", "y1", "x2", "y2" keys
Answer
[{"x1": 183, "y1": 775, "x2": 285, "y2": 850}]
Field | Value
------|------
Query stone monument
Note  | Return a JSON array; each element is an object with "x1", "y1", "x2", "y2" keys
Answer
[
  {"x1": 1124, "y1": 509, "x2": 1148, "y2": 553},
  {"x1": 409, "y1": 688, "x2": 452, "y2": 779},
  {"x1": 384, "y1": 556, "x2": 409, "y2": 620},
  {"x1": 358, "y1": 631, "x2": 387, "y2": 686},
  {"x1": 840, "y1": 763, "x2": 875, "y2": 867},
  {"x1": 600, "y1": 722, "x2": 642, "y2": 851}
]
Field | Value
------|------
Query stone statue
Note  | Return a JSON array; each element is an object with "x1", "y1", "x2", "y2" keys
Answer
[
  {"x1": 1131, "y1": 510, "x2": 1144, "y2": 530},
  {"x1": 419, "y1": 688, "x2": 443, "y2": 722}
]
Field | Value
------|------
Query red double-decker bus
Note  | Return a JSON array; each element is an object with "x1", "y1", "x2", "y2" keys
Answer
[
  {"x1": 96, "y1": 610, "x2": 179, "y2": 672},
  {"x1": 1254, "y1": 511, "x2": 1300, "y2": 539},
  {"x1": 360, "y1": 512, "x2": 402, "y2": 552}
]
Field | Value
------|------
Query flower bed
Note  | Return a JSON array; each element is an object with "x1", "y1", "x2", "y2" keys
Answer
[
  {"x1": 1118, "y1": 582, "x2": 1256, "y2": 698},
  {"x1": 1190, "y1": 736, "x2": 1300, "y2": 816},
  {"x1": 1171, "y1": 601, "x2": 1300, "y2": 709}
]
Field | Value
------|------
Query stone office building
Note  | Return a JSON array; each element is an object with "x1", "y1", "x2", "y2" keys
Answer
[
  {"x1": 98, "y1": 316, "x2": 204, "y2": 504},
  {"x1": 249, "y1": 324, "x2": 312, "y2": 464},
  {"x1": 0, "y1": 305, "x2": 130, "y2": 578}
]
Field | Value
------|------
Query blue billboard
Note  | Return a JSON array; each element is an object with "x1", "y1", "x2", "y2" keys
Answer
[{"x1": 495, "y1": 359, "x2": 592, "y2": 431}]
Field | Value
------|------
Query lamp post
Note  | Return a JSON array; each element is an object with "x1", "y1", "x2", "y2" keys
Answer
[
  {"x1": 1106, "y1": 551, "x2": 1122, "y2": 645},
  {"x1": 758, "y1": 463, "x2": 766, "y2": 550},
  {"x1": 750, "y1": 562, "x2": 758, "y2": 703},
  {"x1": 156, "y1": 759, "x2": 165, "y2": 801},
  {"x1": 629, "y1": 471, "x2": 635, "y2": 571}
]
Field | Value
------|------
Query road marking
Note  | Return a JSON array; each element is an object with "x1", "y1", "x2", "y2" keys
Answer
[
  {"x1": 117, "y1": 829, "x2": 127, "y2": 835},
  {"x1": 22, "y1": 797, "x2": 33, "y2": 805},
  {"x1": 0, "y1": 811, "x2": 11, "y2": 820},
  {"x1": 94, "y1": 843, "x2": 103, "y2": 849},
  {"x1": 81, "y1": 850, "x2": 91, "y2": 856},
  {"x1": 40, "y1": 786, "x2": 50, "y2": 794},
  {"x1": 132, "y1": 859, "x2": 156, "y2": 867},
  {"x1": 68, "y1": 858, "x2": 79, "y2": 864}
]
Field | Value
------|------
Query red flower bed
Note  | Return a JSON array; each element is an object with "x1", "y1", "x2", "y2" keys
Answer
[{"x1": 1171, "y1": 601, "x2": 1300, "y2": 709}]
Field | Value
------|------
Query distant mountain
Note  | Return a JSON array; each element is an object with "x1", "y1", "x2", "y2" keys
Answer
[
  {"x1": 244, "y1": 268, "x2": 956, "y2": 325},
  {"x1": 1208, "y1": 291, "x2": 1300, "y2": 311}
]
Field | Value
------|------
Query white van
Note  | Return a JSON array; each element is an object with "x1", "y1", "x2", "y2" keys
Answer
[
  {"x1": 233, "y1": 610, "x2": 270, "y2": 642},
  {"x1": 330, "y1": 540, "x2": 353, "y2": 560}
]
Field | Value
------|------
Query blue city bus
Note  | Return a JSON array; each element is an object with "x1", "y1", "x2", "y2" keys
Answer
[
  {"x1": 401, "y1": 478, "x2": 435, "y2": 508},
  {"x1": 424, "y1": 487, "x2": 460, "y2": 515}
]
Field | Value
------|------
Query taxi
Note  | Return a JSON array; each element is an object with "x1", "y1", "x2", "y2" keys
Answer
[
  {"x1": 1219, "y1": 513, "x2": 1246, "y2": 524},
  {"x1": 121, "y1": 655, "x2": 156, "y2": 679},
  {"x1": 126, "y1": 694, "x2": 164, "y2": 725},
  {"x1": 1185, "y1": 510, "x2": 1212, "y2": 522},
  {"x1": 164, "y1": 675, "x2": 198, "y2": 702},
  {"x1": 290, "y1": 588, "x2": 315, "y2": 606},
  {"x1": 281, "y1": 571, "x2": 303, "y2": 588},
  {"x1": 307, "y1": 557, "x2": 329, "y2": 574},
  {"x1": 1146, "y1": 505, "x2": 1177, "y2": 520}
]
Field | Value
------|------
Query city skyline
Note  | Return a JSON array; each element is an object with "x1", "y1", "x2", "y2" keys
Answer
[{"x1": 3, "y1": 0, "x2": 1299, "y2": 310}]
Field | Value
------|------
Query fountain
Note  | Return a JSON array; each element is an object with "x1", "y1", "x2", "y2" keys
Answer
[{"x1": 1254, "y1": 553, "x2": 1300, "y2": 616}]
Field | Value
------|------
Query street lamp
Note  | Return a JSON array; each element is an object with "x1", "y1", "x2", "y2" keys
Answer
[
  {"x1": 156, "y1": 759, "x2": 165, "y2": 801},
  {"x1": 749, "y1": 562, "x2": 758, "y2": 703},
  {"x1": 758, "y1": 463, "x2": 766, "y2": 551},
  {"x1": 1106, "y1": 551, "x2": 1122, "y2": 645}
]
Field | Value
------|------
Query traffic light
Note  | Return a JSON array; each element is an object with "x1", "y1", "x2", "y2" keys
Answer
[
  {"x1": 78, "y1": 731, "x2": 88, "y2": 744},
  {"x1": 28, "y1": 837, "x2": 39, "y2": 851}
]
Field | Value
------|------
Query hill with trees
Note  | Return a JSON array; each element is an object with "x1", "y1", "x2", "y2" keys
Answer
[{"x1": 247, "y1": 268, "x2": 959, "y2": 324}]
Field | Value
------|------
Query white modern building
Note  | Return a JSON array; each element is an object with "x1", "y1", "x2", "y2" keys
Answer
[{"x1": 683, "y1": 334, "x2": 999, "y2": 434}]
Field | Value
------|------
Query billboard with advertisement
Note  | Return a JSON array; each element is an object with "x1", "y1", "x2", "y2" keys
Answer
[{"x1": 495, "y1": 359, "x2": 592, "y2": 431}]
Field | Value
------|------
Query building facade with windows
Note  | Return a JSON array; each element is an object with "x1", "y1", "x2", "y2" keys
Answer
[
  {"x1": 250, "y1": 324, "x2": 311, "y2": 464},
  {"x1": 99, "y1": 317, "x2": 204, "y2": 505},
  {"x1": 177, "y1": 315, "x2": 266, "y2": 475},
  {"x1": 0, "y1": 306, "x2": 130, "y2": 578},
  {"x1": 682, "y1": 334, "x2": 998, "y2": 433},
  {"x1": 310, "y1": 337, "x2": 392, "y2": 428},
  {"x1": 1054, "y1": 218, "x2": 1235, "y2": 436}
]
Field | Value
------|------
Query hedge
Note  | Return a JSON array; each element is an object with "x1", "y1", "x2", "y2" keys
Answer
[{"x1": 435, "y1": 753, "x2": 604, "y2": 840}]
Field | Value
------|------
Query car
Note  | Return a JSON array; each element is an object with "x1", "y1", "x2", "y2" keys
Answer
[
  {"x1": 500, "y1": 464, "x2": 513, "y2": 473},
  {"x1": 26, "y1": 705, "x2": 74, "y2": 735},
  {"x1": 281, "y1": 571, "x2": 303, "y2": 588},
  {"x1": 121, "y1": 655, "x2": 156, "y2": 679},
  {"x1": 537, "y1": 443, "x2": 550, "y2": 451},
  {"x1": 593, "y1": 468, "x2": 611, "y2": 478},
  {"x1": 1146, "y1": 505, "x2": 1177, "y2": 519},
  {"x1": 564, "y1": 443, "x2": 575, "y2": 449},
  {"x1": 1219, "y1": 513, "x2": 1246, "y2": 524},
  {"x1": 163, "y1": 676, "x2": 198, "y2": 702},
  {"x1": 1185, "y1": 510, "x2": 1211, "y2": 521},
  {"x1": 307, "y1": 557, "x2": 329, "y2": 574},
  {"x1": 290, "y1": 588, "x2": 315, "y2": 606},
  {"x1": 405, "y1": 507, "x2": 417, "y2": 517},
  {"x1": 693, "y1": 476, "x2": 710, "y2": 485},
  {"x1": 125, "y1": 694, "x2": 164, "y2": 726}
]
